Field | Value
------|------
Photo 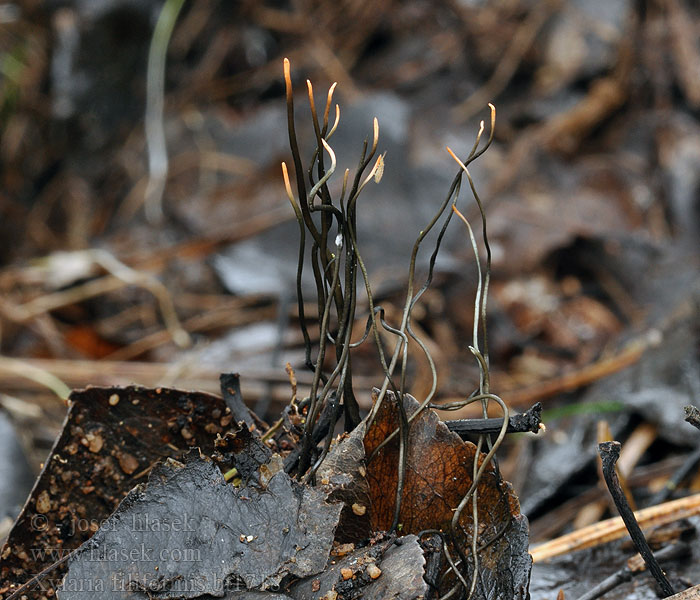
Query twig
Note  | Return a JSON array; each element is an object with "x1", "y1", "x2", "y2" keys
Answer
[
  {"x1": 124, "y1": 204, "x2": 293, "y2": 267},
  {"x1": 664, "y1": 0, "x2": 700, "y2": 108},
  {"x1": 4, "y1": 548, "x2": 78, "y2": 600},
  {"x1": 649, "y1": 408, "x2": 700, "y2": 504},
  {"x1": 649, "y1": 444, "x2": 700, "y2": 506},
  {"x1": 453, "y1": 0, "x2": 561, "y2": 122},
  {"x1": 105, "y1": 304, "x2": 274, "y2": 361},
  {"x1": 505, "y1": 331, "x2": 659, "y2": 407},
  {"x1": 420, "y1": 532, "x2": 445, "y2": 600},
  {"x1": 444, "y1": 402, "x2": 543, "y2": 437},
  {"x1": 92, "y1": 250, "x2": 190, "y2": 347},
  {"x1": 2, "y1": 249, "x2": 191, "y2": 348},
  {"x1": 0, "y1": 356, "x2": 71, "y2": 401},
  {"x1": 0, "y1": 357, "x2": 375, "y2": 390},
  {"x1": 531, "y1": 492, "x2": 700, "y2": 562},
  {"x1": 529, "y1": 455, "x2": 689, "y2": 543},
  {"x1": 598, "y1": 441, "x2": 675, "y2": 597},
  {"x1": 219, "y1": 373, "x2": 254, "y2": 429},
  {"x1": 575, "y1": 542, "x2": 689, "y2": 600}
]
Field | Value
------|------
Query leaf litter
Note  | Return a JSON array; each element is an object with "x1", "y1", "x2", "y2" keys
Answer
[
  {"x1": 0, "y1": 385, "x2": 233, "y2": 597},
  {"x1": 54, "y1": 389, "x2": 496, "y2": 600},
  {"x1": 60, "y1": 450, "x2": 342, "y2": 598},
  {"x1": 287, "y1": 534, "x2": 428, "y2": 600},
  {"x1": 2, "y1": 63, "x2": 534, "y2": 597},
  {"x1": 364, "y1": 390, "x2": 531, "y2": 599},
  {"x1": 0, "y1": 378, "x2": 533, "y2": 600}
]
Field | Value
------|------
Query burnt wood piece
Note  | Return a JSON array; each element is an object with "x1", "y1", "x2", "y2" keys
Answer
[
  {"x1": 684, "y1": 405, "x2": 700, "y2": 432},
  {"x1": 220, "y1": 372, "x2": 255, "y2": 428},
  {"x1": 599, "y1": 441, "x2": 676, "y2": 598},
  {"x1": 420, "y1": 533, "x2": 444, "y2": 600},
  {"x1": 445, "y1": 402, "x2": 543, "y2": 438},
  {"x1": 284, "y1": 394, "x2": 342, "y2": 474}
]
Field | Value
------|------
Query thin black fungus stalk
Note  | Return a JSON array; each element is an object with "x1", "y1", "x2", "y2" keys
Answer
[
  {"x1": 357, "y1": 109, "x2": 505, "y2": 594},
  {"x1": 281, "y1": 66, "x2": 510, "y2": 595},
  {"x1": 284, "y1": 59, "x2": 316, "y2": 246},
  {"x1": 440, "y1": 112, "x2": 510, "y2": 600},
  {"x1": 282, "y1": 60, "x2": 386, "y2": 477},
  {"x1": 445, "y1": 391, "x2": 509, "y2": 600},
  {"x1": 598, "y1": 441, "x2": 676, "y2": 597},
  {"x1": 365, "y1": 178, "x2": 466, "y2": 463},
  {"x1": 368, "y1": 113, "x2": 495, "y2": 426},
  {"x1": 366, "y1": 109, "x2": 498, "y2": 467},
  {"x1": 297, "y1": 230, "x2": 342, "y2": 476}
]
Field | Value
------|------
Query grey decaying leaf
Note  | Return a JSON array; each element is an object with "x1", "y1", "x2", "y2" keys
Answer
[
  {"x1": 59, "y1": 452, "x2": 342, "y2": 599},
  {"x1": 316, "y1": 421, "x2": 372, "y2": 544},
  {"x1": 288, "y1": 534, "x2": 428, "y2": 600}
]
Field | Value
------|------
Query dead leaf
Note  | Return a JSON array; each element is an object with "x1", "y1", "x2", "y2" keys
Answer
[
  {"x1": 0, "y1": 386, "x2": 231, "y2": 598},
  {"x1": 317, "y1": 423, "x2": 372, "y2": 543},
  {"x1": 288, "y1": 533, "x2": 428, "y2": 600},
  {"x1": 59, "y1": 451, "x2": 342, "y2": 599},
  {"x1": 363, "y1": 390, "x2": 531, "y2": 599}
]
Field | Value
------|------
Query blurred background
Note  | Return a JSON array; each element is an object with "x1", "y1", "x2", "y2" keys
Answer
[{"x1": 0, "y1": 0, "x2": 698, "y2": 549}]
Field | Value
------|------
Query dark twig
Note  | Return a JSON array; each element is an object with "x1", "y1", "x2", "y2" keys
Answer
[
  {"x1": 575, "y1": 542, "x2": 690, "y2": 600},
  {"x1": 598, "y1": 441, "x2": 676, "y2": 597},
  {"x1": 219, "y1": 372, "x2": 254, "y2": 429},
  {"x1": 651, "y1": 407, "x2": 700, "y2": 504},
  {"x1": 649, "y1": 444, "x2": 700, "y2": 506},
  {"x1": 420, "y1": 532, "x2": 445, "y2": 600},
  {"x1": 445, "y1": 402, "x2": 543, "y2": 437},
  {"x1": 284, "y1": 393, "x2": 342, "y2": 474},
  {"x1": 650, "y1": 406, "x2": 700, "y2": 504}
]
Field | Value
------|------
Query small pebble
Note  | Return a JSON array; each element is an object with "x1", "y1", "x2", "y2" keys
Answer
[
  {"x1": 36, "y1": 490, "x2": 51, "y2": 513},
  {"x1": 351, "y1": 503, "x2": 366, "y2": 516},
  {"x1": 366, "y1": 564, "x2": 382, "y2": 579}
]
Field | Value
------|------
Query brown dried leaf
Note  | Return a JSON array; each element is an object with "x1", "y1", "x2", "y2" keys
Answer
[
  {"x1": 0, "y1": 386, "x2": 232, "y2": 599},
  {"x1": 363, "y1": 390, "x2": 531, "y2": 599}
]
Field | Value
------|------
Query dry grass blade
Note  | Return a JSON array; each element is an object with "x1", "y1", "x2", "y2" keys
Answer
[
  {"x1": 531, "y1": 492, "x2": 700, "y2": 562},
  {"x1": 453, "y1": 0, "x2": 561, "y2": 122},
  {"x1": 144, "y1": 0, "x2": 186, "y2": 224}
]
